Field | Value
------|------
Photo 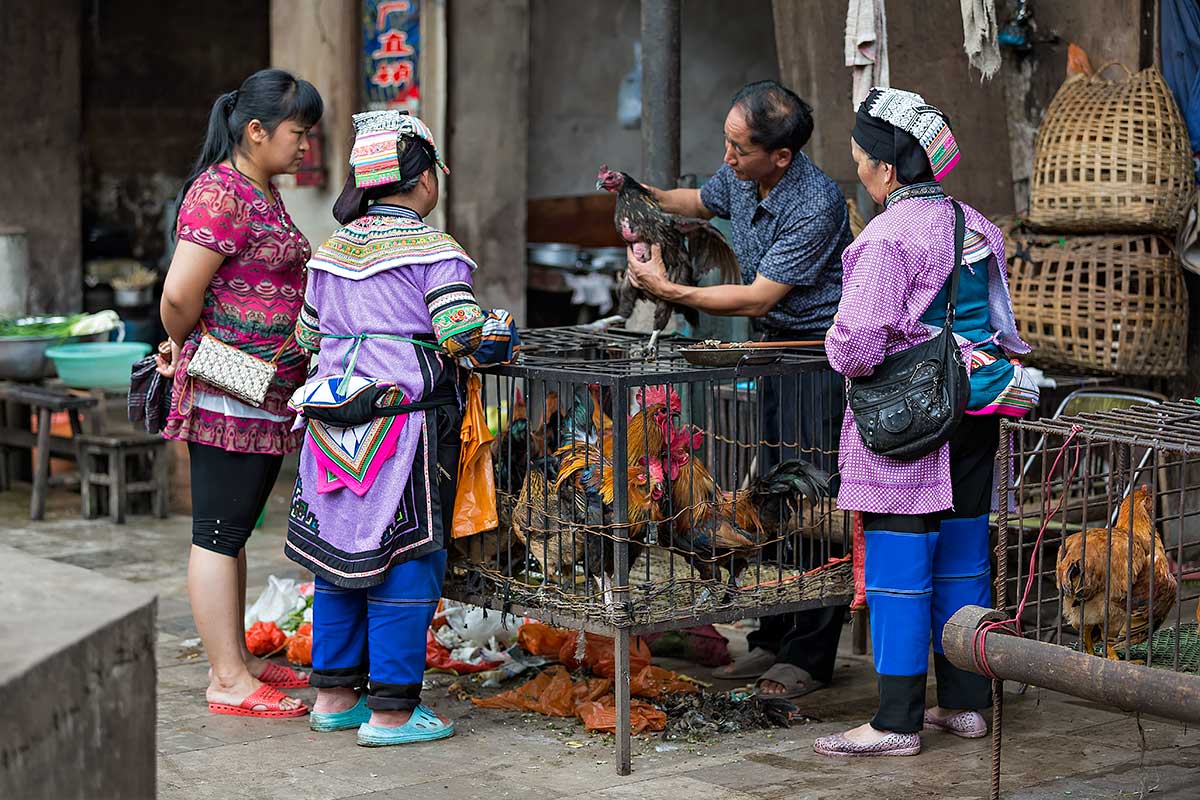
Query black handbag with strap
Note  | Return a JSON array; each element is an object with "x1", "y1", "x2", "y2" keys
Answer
[{"x1": 847, "y1": 200, "x2": 969, "y2": 461}]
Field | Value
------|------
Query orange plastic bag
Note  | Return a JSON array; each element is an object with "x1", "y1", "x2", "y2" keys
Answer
[
  {"x1": 630, "y1": 665, "x2": 700, "y2": 699},
  {"x1": 472, "y1": 666, "x2": 611, "y2": 717},
  {"x1": 286, "y1": 622, "x2": 312, "y2": 666},
  {"x1": 245, "y1": 621, "x2": 286, "y2": 656},
  {"x1": 452, "y1": 374, "x2": 498, "y2": 538},
  {"x1": 517, "y1": 622, "x2": 652, "y2": 679},
  {"x1": 576, "y1": 697, "x2": 667, "y2": 734},
  {"x1": 517, "y1": 621, "x2": 575, "y2": 657}
]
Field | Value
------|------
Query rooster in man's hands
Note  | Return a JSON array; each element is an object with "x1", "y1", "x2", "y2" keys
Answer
[{"x1": 596, "y1": 166, "x2": 738, "y2": 350}]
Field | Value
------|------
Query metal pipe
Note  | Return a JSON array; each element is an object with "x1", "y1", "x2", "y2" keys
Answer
[
  {"x1": 612, "y1": 382, "x2": 632, "y2": 776},
  {"x1": 640, "y1": 0, "x2": 681, "y2": 189},
  {"x1": 942, "y1": 605, "x2": 1200, "y2": 725}
]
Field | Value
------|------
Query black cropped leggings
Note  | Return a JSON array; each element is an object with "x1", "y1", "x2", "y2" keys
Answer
[{"x1": 188, "y1": 442, "x2": 284, "y2": 557}]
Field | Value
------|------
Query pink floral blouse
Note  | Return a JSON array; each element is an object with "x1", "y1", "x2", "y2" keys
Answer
[{"x1": 163, "y1": 164, "x2": 310, "y2": 455}]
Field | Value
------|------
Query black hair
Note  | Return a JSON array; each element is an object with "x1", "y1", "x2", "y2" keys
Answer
[
  {"x1": 332, "y1": 137, "x2": 436, "y2": 225},
  {"x1": 175, "y1": 69, "x2": 323, "y2": 230},
  {"x1": 730, "y1": 80, "x2": 814, "y2": 153}
]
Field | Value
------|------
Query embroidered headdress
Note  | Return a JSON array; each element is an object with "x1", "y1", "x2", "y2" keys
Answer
[
  {"x1": 852, "y1": 88, "x2": 960, "y2": 182},
  {"x1": 349, "y1": 110, "x2": 449, "y2": 188}
]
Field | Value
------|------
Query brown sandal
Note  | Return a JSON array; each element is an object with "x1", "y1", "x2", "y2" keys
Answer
[
  {"x1": 753, "y1": 663, "x2": 825, "y2": 700},
  {"x1": 712, "y1": 647, "x2": 777, "y2": 680}
]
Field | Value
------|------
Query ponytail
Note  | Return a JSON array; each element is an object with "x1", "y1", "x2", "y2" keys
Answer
[{"x1": 174, "y1": 69, "x2": 323, "y2": 236}]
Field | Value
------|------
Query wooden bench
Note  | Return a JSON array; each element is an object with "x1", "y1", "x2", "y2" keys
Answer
[
  {"x1": 0, "y1": 384, "x2": 97, "y2": 520},
  {"x1": 77, "y1": 432, "x2": 169, "y2": 524}
]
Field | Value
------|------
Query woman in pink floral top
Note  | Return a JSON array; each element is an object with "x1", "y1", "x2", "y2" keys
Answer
[{"x1": 157, "y1": 69, "x2": 322, "y2": 719}]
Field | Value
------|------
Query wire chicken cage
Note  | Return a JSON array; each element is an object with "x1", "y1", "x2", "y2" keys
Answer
[
  {"x1": 443, "y1": 326, "x2": 853, "y2": 772},
  {"x1": 973, "y1": 399, "x2": 1200, "y2": 798},
  {"x1": 998, "y1": 399, "x2": 1200, "y2": 670}
]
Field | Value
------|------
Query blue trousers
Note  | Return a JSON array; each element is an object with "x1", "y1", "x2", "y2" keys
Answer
[
  {"x1": 863, "y1": 414, "x2": 999, "y2": 732},
  {"x1": 310, "y1": 549, "x2": 448, "y2": 710}
]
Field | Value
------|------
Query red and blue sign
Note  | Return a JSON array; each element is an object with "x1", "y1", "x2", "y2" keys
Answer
[{"x1": 362, "y1": 0, "x2": 420, "y2": 113}]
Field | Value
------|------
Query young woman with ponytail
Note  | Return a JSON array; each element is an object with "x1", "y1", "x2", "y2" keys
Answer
[{"x1": 156, "y1": 68, "x2": 322, "y2": 718}]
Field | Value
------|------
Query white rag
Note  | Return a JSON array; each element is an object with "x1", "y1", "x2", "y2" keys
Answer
[
  {"x1": 562, "y1": 272, "x2": 615, "y2": 314},
  {"x1": 845, "y1": 0, "x2": 889, "y2": 108},
  {"x1": 960, "y1": 0, "x2": 1001, "y2": 80}
]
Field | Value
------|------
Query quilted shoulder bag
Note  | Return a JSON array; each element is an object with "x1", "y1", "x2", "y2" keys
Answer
[
  {"x1": 847, "y1": 200, "x2": 969, "y2": 461},
  {"x1": 186, "y1": 323, "x2": 294, "y2": 408}
]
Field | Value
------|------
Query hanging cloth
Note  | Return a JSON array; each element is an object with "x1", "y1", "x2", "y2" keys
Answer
[
  {"x1": 959, "y1": 0, "x2": 1001, "y2": 80},
  {"x1": 845, "y1": 0, "x2": 890, "y2": 108}
]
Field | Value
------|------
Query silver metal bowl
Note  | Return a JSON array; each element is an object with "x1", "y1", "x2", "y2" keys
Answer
[
  {"x1": 0, "y1": 316, "x2": 101, "y2": 381},
  {"x1": 526, "y1": 242, "x2": 583, "y2": 269},
  {"x1": 585, "y1": 247, "x2": 627, "y2": 272}
]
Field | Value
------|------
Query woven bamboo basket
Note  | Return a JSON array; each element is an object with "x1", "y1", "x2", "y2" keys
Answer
[
  {"x1": 1008, "y1": 233, "x2": 1189, "y2": 376},
  {"x1": 1028, "y1": 64, "x2": 1194, "y2": 234}
]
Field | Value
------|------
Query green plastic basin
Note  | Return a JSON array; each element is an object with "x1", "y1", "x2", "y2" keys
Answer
[{"x1": 44, "y1": 341, "x2": 152, "y2": 389}]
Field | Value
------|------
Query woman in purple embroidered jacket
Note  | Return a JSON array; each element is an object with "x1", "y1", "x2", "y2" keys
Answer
[
  {"x1": 286, "y1": 111, "x2": 519, "y2": 746},
  {"x1": 814, "y1": 88, "x2": 1037, "y2": 757}
]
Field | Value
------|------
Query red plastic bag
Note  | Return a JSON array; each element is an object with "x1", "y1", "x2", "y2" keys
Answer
[
  {"x1": 246, "y1": 621, "x2": 287, "y2": 656},
  {"x1": 852, "y1": 511, "x2": 867, "y2": 610},
  {"x1": 425, "y1": 628, "x2": 504, "y2": 674}
]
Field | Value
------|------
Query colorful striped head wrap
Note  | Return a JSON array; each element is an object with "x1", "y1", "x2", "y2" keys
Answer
[
  {"x1": 852, "y1": 88, "x2": 960, "y2": 182},
  {"x1": 350, "y1": 110, "x2": 449, "y2": 188}
]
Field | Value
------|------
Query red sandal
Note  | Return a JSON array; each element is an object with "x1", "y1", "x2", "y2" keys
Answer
[
  {"x1": 257, "y1": 661, "x2": 310, "y2": 689},
  {"x1": 208, "y1": 684, "x2": 309, "y2": 718}
]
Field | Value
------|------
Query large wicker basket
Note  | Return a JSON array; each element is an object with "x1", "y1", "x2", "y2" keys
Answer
[
  {"x1": 1028, "y1": 64, "x2": 1194, "y2": 235},
  {"x1": 1008, "y1": 233, "x2": 1190, "y2": 376}
]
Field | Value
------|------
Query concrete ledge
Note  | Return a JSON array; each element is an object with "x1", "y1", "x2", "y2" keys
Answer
[{"x1": 0, "y1": 544, "x2": 157, "y2": 800}]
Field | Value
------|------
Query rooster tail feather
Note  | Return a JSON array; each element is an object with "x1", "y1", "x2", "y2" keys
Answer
[{"x1": 759, "y1": 459, "x2": 832, "y2": 504}]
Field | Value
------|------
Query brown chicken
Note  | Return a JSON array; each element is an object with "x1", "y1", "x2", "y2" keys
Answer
[
  {"x1": 511, "y1": 393, "x2": 665, "y2": 601},
  {"x1": 1056, "y1": 486, "x2": 1178, "y2": 660}
]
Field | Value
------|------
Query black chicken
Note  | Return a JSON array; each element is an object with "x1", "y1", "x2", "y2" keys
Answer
[{"x1": 595, "y1": 166, "x2": 739, "y2": 348}]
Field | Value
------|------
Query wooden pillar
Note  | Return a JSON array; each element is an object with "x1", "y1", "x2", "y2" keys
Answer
[
  {"x1": 640, "y1": 0, "x2": 681, "y2": 190},
  {"x1": 269, "y1": 0, "x2": 357, "y2": 250},
  {"x1": 446, "y1": 0, "x2": 530, "y2": 323},
  {"x1": 0, "y1": 0, "x2": 82, "y2": 313}
]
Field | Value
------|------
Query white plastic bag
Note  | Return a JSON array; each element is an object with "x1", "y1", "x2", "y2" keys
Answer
[{"x1": 245, "y1": 575, "x2": 307, "y2": 629}]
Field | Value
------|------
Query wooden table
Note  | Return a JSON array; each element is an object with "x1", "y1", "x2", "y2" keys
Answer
[{"x1": 0, "y1": 383, "x2": 98, "y2": 520}]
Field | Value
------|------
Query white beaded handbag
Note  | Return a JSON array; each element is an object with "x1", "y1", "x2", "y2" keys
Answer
[{"x1": 186, "y1": 324, "x2": 293, "y2": 408}]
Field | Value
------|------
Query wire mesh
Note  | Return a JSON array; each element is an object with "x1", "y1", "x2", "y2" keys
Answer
[
  {"x1": 444, "y1": 327, "x2": 853, "y2": 634},
  {"x1": 999, "y1": 399, "x2": 1200, "y2": 674}
]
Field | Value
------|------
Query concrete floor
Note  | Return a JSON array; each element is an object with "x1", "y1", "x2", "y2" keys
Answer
[{"x1": 4, "y1": 478, "x2": 1200, "y2": 800}]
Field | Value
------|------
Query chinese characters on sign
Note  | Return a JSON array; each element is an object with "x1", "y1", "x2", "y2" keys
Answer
[{"x1": 362, "y1": 0, "x2": 421, "y2": 113}]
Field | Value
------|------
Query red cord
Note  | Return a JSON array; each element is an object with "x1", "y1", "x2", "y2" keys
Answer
[{"x1": 972, "y1": 425, "x2": 1083, "y2": 679}]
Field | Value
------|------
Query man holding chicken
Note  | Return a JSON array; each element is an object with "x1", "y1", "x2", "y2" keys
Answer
[{"x1": 625, "y1": 80, "x2": 852, "y2": 699}]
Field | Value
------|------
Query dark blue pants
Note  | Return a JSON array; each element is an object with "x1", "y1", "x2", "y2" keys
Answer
[{"x1": 310, "y1": 549, "x2": 448, "y2": 711}]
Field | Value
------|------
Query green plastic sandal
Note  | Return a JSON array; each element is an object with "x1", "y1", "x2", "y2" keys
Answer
[
  {"x1": 310, "y1": 693, "x2": 371, "y2": 732},
  {"x1": 356, "y1": 704, "x2": 454, "y2": 747}
]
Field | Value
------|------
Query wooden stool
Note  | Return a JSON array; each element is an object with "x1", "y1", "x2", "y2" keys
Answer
[
  {"x1": 0, "y1": 384, "x2": 96, "y2": 520},
  {"x1": 77, "y1": 432, "x2": 169, "y2": 524}
]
